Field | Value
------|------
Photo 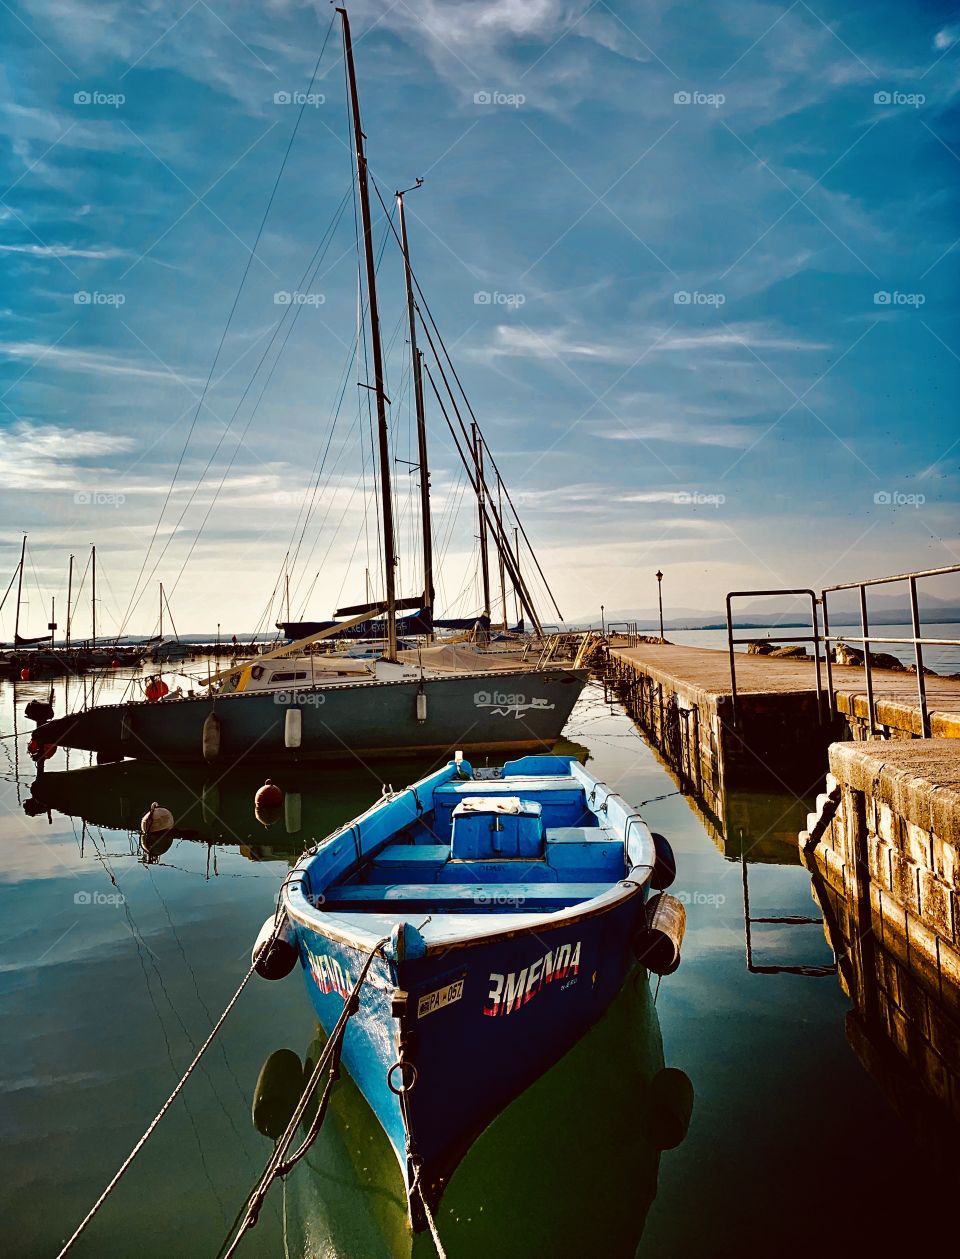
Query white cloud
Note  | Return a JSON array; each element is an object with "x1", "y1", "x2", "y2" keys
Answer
[
  {"x1": 0, "y1": 340, "x2": 202, "y2": 384},
  {"x1": 0, "y1": 243, "x2": 129, "y2": 259}
]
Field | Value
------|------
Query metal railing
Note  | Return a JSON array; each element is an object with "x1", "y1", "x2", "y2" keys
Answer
[
  {"x1": 725, "y1": 589, "x2": 825, "y2": 726},
  {"x1": 725, "y1": 566, "x2": 960, "y2": 738},
  {"x1": 822, "y1": 564, "x2": 960, "y2": 738}
]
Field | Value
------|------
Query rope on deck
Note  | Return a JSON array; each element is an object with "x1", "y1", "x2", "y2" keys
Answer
[{"x1": 54, "y1": 920, "x2": 282, "y2": 1259}]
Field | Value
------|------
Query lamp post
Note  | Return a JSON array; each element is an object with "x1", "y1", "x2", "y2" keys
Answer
[
  {"x1": 600, "y1": 604, "x2": 605, "y2": 636},
  {"x1": 655, "y1": 570, "x2": 664, "y2": 640}
]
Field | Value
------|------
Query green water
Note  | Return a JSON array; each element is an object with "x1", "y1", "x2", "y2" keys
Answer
[{"x1": 0, "y1": 673, "x2": 953, "y2": 1257}]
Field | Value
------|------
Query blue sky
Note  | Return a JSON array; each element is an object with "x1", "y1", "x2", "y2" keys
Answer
[{"x1": 0, "y1": 0, "x2": 958, "y2": 636}]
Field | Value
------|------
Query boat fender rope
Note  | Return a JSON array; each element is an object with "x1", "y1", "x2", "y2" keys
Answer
[{"x1": 55, "y1": 918, "x2": 283, "y2": 1259}]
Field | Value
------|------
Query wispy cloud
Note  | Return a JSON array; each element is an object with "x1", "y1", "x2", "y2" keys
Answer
[
  {"x1": 0, "y1": 340, "x2": 202, "y2": 384},
  {"x1": 0, "y1": 243, "x2": 129, "y2": 259}
]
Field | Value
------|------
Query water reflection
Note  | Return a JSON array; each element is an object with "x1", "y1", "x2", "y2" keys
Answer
[
  {"x1": 803, "y1": 845, "x2": 960, "y2": 1144},
  {"x1": 23, "y1": 756, "x2": 444, "y2": 863},
  {"x1": 254, "y1": 971, "x2": 692, "y2": 1259}
]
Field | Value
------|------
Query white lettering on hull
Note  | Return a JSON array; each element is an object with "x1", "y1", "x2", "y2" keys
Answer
[{"x1": 484, "y1": 940, "x2": 582, "y2": 1016}]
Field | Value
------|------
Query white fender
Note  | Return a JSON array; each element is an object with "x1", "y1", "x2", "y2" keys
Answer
[{"x1": 284, "y1": 708, "x2": 302, "y2": 749}]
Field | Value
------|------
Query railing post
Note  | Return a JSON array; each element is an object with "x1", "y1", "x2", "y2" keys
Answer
[
  {"x1": 822, "y1": 589, "x2": 834, "y2": 712},
  {"x1": 810, "y1": 592, "x2": 824, "y2": 724},
  {"x1": 858, "y1": 585, "x2": 876, "y2": 736},
  {"x1": 726, "y1": 593, "x2": 739, "y2": 728},
  {"x1": 908, "y1": 575, "x2": 930, "y2": 737}
]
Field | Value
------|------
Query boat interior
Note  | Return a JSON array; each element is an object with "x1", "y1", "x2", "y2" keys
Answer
[{"x1": 318, "y1": 760, "x2": 629, "y2": 916}]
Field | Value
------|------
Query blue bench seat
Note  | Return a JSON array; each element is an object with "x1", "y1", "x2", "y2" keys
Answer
[{"x1": 321, "y1": 882, "x2": 604, "y2": 912}]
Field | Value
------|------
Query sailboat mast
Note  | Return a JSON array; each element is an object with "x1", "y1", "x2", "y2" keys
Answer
[
  {"x1": 397, "y1": 185, "x2": 433, "y2": 629},
  {"x1": 513, "y1": 526, "x2": 521, "y2": 626},
  {"x1": 91, "y1": 545, "x2": 96, "y2": 645},
  {"x1": 339, "y1": 7, "x2": 398, "y2": 661},
  {"x1": 14, "y1": 534, "x2": 26, "y2": 642},
  {"x1": 473, "y1": 424, "x2": 491, "y2": 620},
  {"x1": 159, "y1": 582, "x2": 163, "y2": 640},
  {"x1": 497, "y1": 478, "x2": 507, "y2": 631},
  {"x1": 66, "y1": 554, "x2": 73, "y2": 649}
]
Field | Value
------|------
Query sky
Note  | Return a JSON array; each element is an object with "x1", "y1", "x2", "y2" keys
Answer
[{"x1": 0, "y1": 0, "x2": 958, "y2": 638}]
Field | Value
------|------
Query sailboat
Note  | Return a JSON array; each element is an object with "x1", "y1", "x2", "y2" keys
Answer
[{"x1": 34, "y1": 9, "x2": 588, "y2": 765}]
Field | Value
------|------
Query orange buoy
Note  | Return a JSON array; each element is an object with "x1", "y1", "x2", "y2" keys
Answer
[
  {"x1": 145, "y1": 676, "x2": 170, "y2": 703},
  {"x1": 19, "y1": 667, "x2": 30, "y2": 681},
  {"x1": 27, "y1": 737, "x2": 56, "y2": 763},
  {"x1": 111, "y1": 659, "x2": 122, "y2": 668},
  {"x1": 140, "y1": 801, "x2": 175, "y2": 834},
  {"x1": 255, "y1": 779, "x2": 284, "y2": 810}
]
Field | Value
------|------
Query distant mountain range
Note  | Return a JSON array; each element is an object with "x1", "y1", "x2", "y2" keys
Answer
[{"x1": 574, "y1": 590, "x2": 960, "y2": 632}]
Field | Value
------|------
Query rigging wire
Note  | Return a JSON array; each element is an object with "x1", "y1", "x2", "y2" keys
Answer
[{"x1": 121, "y1": 13, "x2": 338, "y2": 637}]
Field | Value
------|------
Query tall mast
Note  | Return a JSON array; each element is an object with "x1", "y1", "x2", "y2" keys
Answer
[
  {"x1": 91, "y1": 544, "x2": 96, "y2": 645},
  {"x1": 397, "y1": 183, "x2": 433, "y2": 631},
  {"x1": 159, "y1": 582, "x2": 164, "y2": 640},
  {"x1": 14, "y1": 534, "x2": 26, "y2": 641},
  {"x1": 339, "y1": 7, "x2": 398, "y2": 661},
  {"x1": 66, "y1": 554, "x2": 74, "y2": 649},
  {"x1": 496, "y1": 478, "x2": 507, "y2": 631},
  {"x1": 513, "y1": 526, "x2": 521, "y2": 627},
  {"x1": 473, "y1": 423, "x2": 491, "y2": 620}
]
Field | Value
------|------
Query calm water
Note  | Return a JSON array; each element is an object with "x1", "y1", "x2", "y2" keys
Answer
[{"x1": 0, "y1": 670, "x2": 955, "y2": 1257}]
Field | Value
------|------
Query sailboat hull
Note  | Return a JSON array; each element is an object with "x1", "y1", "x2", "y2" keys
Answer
[{"x1": 34, "y1": 668, "x2": 587, "y2": 763}]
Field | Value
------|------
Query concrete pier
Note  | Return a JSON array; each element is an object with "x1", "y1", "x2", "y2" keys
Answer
[
  {"x1": 801, "y1": 740, "x2": 960, "y2": 1128},
  {"x1": 606, "y1": 642, "x2": 960, "y2": 806}
]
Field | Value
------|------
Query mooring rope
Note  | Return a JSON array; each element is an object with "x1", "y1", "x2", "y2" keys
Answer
[
  {"x1": 54, "y1": 920, "x2": 282, "y2": 1259},
  {"x1": 410, "y1": 1161, "x2": 449, "y2": 1259},
  {"x1": 219, "y1": 934, "x2": 390, "y2": 1259}
]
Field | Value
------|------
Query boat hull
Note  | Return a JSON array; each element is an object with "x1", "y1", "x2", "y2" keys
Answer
[
  {"x1": 34, "y1": 668, "x2": 587, "y2": 763},
  {"x1": 293, "y1": 888, "x2": 643, "y2": 1213}
]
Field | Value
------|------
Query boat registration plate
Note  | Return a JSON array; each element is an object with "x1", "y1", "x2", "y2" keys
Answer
[{"x1": 417, "y1": 977, "x2": 465, "y2": 1019}]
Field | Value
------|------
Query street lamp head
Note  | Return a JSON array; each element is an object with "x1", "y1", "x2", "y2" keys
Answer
[{"x1": 655, "y1": 570, "x2": 663, "y2": 582}]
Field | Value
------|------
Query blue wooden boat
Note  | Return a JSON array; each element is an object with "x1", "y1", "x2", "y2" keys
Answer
[{"x1": 266, "y1": 753, "x2": 678, "y2": 1228}]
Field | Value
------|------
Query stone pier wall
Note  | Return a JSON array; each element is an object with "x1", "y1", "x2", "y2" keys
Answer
[
  {"x1": 606, "y1": 651, "x2": 841, "y2": 803},
  {"x1": 801, "y1": 740, "x2": 960, "y2": 1127}
]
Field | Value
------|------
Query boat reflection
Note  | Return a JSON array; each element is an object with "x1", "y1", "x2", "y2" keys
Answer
[
  {"x1": 22, "y1": 739, "x2": 591, "y2": 865},
  {"x1": 24, "y1": 756, "x2": 439, "y2": 862},
  {"x1": 254, "y1": 970, "x2": 692, "y2": 1259}
]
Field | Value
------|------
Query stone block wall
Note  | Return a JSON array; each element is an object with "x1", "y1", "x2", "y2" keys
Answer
[{"x1": 801, "y1": 739, "x2": 960, "y2": 1126}]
